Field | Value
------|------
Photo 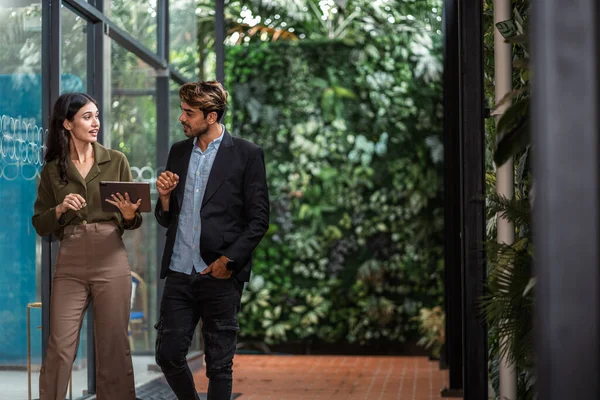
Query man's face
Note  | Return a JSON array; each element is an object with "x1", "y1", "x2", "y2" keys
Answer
[{"x1": 179, "y1": 101, "x2": 210, "y2": 138}]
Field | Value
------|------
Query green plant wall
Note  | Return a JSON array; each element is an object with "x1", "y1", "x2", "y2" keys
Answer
[{"x1": 225, "y1": 35, "x2": 445, "y2": 347}]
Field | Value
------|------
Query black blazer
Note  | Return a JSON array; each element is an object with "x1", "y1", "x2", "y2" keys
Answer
[{"x1": 155, "y1": 129, "x2": 270, "y2": 282}]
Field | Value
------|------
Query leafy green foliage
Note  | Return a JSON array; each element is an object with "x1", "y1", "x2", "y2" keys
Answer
[
  {"x1": 412, "y1": 306, "x2": 445, "y2": 358},
  {"x1": 486, "y1": 0, "x2": 531, "y2": 168},
  {"x1": 483, "y1": 190, "x2": 535, "y2": 400},
  {"x1": 483, "y1": 1, "x2": 534, "y2": 398},
  {"x1": 494, "y1": 97, "x2": 530, "y2": 166},
  {"x1": 226, "y1": 0, "x2": 442, "y2": 45},
  {"x1": 226, "y1": 27, "x2": 444, "y2": 346}
]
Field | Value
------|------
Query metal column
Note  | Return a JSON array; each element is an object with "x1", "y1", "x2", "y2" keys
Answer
[
  {"x1": 458, "y1": 0, "x2": 488, "y2": 398},
  {"x1": 215, "y1": 0, "x2": 225, "y2": 84},
  {"x1": 533, "y1": 0, "x2": 600, "y2": 399},
  {"x1": 441, "y1": 0, "x2": 463, "y2": 395},
  {"x1": 155, "y1": 0, "x2": 170, "y2": 320},
  {"x1": 84, "y1": 0, "x2": 105, "y2": 392},
  {"x1": 493, "y1": 0, "x2": 517, "y2": 398},
  {"x1": 40, "y1": 0, "x2": 62, "y2": 364}
]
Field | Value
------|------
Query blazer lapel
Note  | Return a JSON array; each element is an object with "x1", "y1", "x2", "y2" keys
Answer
[
  {"x1": 202, "y1": 129, "x2": 235, "y2": 207},
  {"x1": 175, "y1": 139, "x2": 194, "y2": 210}
]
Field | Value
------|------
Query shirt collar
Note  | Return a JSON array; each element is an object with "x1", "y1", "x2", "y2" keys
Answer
[{"x1": 192, "y1": 124, "x2": 224, "y2": 151}]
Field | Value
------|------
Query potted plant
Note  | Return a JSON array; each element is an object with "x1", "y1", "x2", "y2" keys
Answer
[{"x1": 413, "y1": 306, "x2": 445, "y2": 360}]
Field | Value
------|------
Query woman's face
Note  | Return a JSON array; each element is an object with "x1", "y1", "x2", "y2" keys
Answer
[{"x1": 63, "y1": 102, "x2": 100, "y2": 144}]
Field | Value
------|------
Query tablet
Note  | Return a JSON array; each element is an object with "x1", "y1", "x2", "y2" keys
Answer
[{"x1": 99, "y1": 181, "x2": 152, "y2": 213}]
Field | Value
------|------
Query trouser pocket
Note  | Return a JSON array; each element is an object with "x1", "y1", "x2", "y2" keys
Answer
[
  {"x1": 203, "y1": 318, "x2": 239, "y2": 380},
  {"x1": 154, "y1": 318, "x2": 163, "y2": 366}
]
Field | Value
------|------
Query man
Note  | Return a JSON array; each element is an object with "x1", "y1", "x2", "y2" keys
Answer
[{"x1": 154, "y1": 81, "x2": 269, "y2": 400}]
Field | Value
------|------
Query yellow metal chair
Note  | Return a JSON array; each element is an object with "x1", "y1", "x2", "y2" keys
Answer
[{"x1": 128, "y1": 271, "x2": 149, "y2": 351}]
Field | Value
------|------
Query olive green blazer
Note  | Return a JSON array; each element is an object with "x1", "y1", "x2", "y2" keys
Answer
[{"x1": 32, "y1": 142, "x2": 142, "y2": 239}]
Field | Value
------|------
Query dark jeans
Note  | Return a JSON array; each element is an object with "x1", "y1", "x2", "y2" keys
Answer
[{"x1": 155, "y1": 269, "x2": 243, "y2": 400}]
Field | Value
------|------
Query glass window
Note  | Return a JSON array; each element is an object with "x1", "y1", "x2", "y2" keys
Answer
[
  {"x1": 170, "y1": 80, "x2": 183, "y2": 141},
  {"x1": 170, "y1": 0, "x2": 216, "y2": 80},
  {"x1": 0, "y1": 1, "x2": 210, "y2": 396},
  {"x1": 108, "y1": 39, "x2": 157, "y2": 356},
  {"x1": 167, "y1": 81, "x2": 205, "y2": 354},
  {"x1": 107, "y1": 40, "x2": 180, "y2": 387},
  {"x1": 106, "y1": 0, "x2": 158, "y2": 53},
  {"x1": 60, "y1": 7, "x2": 91, "y2": 398},
  {"x1": 61, "y1": 6, "x2": 88, "y2": 92},
  {"x1": 0, "y1": 2, "x2": 44, "y2": 399}
]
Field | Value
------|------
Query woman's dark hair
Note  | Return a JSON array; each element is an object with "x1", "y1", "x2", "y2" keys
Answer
[{"x1": 45, "y1": 92, "x2": 98, "y2": 183}]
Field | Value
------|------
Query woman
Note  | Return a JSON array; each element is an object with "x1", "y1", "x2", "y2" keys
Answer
[{"x1": 32, "y1": 92, "x2": 142, "y2": 400}]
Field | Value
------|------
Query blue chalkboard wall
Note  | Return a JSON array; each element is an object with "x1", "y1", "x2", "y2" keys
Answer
[{"x1": 0, "y1": 73, "x2": 83, "y2": 364}]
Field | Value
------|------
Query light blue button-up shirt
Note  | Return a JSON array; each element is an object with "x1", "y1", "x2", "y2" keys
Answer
[{"x1": 169, "y1": 128, "x2": 224, "y2": 274}]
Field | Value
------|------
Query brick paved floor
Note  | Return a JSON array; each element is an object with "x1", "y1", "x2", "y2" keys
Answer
[{"x1": 193, "y1": 355, "x2": 455, "y2": 400}]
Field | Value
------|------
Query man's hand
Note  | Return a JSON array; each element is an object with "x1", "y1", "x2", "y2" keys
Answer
[
  {"x1": 156, "y1": 171, "x2": 179, "y2": 211},
  {"x1": 201, "y1": 256, "x2": 232, "y2": 279},
  {"x1": 156, "y1": 171, "x2": 179, "y2": 197}
]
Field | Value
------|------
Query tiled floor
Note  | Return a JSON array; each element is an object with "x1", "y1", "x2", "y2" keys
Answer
[
  {"x1": 193, "y1": 355, "x2": 455, "y2": 400},
  {"x1": 0, "y1": 355, "x2": 162, "y2": 400}
]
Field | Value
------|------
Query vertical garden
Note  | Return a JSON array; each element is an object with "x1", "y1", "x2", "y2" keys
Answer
[{"x1": 223, "y1": 0, "x2": 446, "y2": 348}]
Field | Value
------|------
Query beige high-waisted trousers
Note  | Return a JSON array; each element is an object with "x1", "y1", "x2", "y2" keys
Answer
[{"x1": 39, "y1": 222, "x2": 136, "y2": 400}]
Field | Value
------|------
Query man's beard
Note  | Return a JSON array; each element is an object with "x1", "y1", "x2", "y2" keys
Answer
[{"x1": 183, "y1": 124, "x2": 209, "y2": 138}]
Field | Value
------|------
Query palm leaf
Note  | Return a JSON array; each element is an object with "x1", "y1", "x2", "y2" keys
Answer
[
  {"x1": 490, "y1": 87, "x2": 527, "y2": 116},
  {"x1": 505, "y1": 33, "x2": 528, "y2": 47},
  {"x1": 486, "y1": 193, "x2": 531, "y2": 228},
  {"x1": 494, "y1": 97, "x2": 530, "y2": 166},
  {"x1": 228, "y1": 23, "x2": 299, "y2": 43},
  {"x1": 482, "y1": 247, "x2": 534, "y2": 367}
]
